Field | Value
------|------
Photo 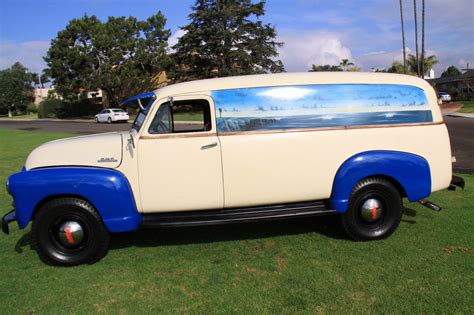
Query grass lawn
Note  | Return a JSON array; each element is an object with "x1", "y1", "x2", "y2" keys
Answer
[
  {"x1": 459, "y1": 101, "x2": 474, "y2": 113},
  {"x1": 0, "y1": 113, "x2": 38, "y2": 120},
  {"x1": 0, "y1": 128, "x2": 472, "y2": 313}
]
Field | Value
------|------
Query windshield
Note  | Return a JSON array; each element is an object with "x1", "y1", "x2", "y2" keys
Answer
[
  {"x1": 123, "y1": 93, "x2": 156, "y2": 132},
  {"x1": 112, "y1": 109, "x2": 125, "y2": 113},
  {"x1": 131, "y1": 111, "x2": 147, "y2": 132}
]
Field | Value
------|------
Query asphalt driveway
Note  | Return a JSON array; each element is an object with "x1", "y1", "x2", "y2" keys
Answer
[{"x1": 0, "y1": 116, "x2": 472, "y2": 172}]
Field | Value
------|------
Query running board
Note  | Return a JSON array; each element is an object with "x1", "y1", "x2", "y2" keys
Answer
[{"x1": 140, "y1": 201, "x2": 336, "y2": 228}]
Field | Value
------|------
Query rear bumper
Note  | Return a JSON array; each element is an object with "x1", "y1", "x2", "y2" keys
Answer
[
  {"x1": 448, "y1": 175, "x2": 465, "y2": 191},
  {"x1": 2, "y1": 209, "x2": 16, "y2": 235}
]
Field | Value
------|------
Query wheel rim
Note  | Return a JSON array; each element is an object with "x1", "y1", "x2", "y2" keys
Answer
[
  {"x1": 49, "y1": 215, "x2": 91, "y2": 253},
  {"x1": 360, "y1": 198, "x2": 383, "y2": 222}
]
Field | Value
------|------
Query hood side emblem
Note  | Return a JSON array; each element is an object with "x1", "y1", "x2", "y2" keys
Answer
[{"x1": 98, "y1": 157, "x2": 118, "y2": 163}]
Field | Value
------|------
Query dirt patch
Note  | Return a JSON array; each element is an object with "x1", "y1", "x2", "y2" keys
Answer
[
  {"x1": 440, "y1": 102, "x2": 463, "y2": 113},
  {"x1": 443, "y1": 246, "x2": 470, "y2": 254}
]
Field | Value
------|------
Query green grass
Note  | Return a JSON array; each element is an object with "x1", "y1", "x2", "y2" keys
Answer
[
  {"x1": 459, "y1": 101, "x2": 474, "y2": 113},
  {"x1": 173, "y1": 112, "x2": 204, "y2": 122},
  {"x1": 0, "y1": 128, "x2": 472, "y2": 313},
  {"x1": 0, "y1": 113, "x2": 38, "y2": 120}
]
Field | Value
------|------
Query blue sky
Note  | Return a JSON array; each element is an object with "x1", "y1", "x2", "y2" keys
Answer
[{"x1": 0, "y1": 0, "x2": 472, "y2": 75}]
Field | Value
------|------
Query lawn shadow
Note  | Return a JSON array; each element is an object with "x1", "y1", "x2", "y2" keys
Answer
[
  {"x1": 401, "y1": 206, "x2": 417, "y2": 224},
  {"x1": 14, "y1": 231, "x2": 32, "y2": 253},
  {"x1": 110, "y1": 215, "x2": 348, "y2": 250}
]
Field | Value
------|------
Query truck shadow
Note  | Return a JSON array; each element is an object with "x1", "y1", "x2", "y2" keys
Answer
[
  {"x1": 109, "y1": 215, "x2": 347, "y2": 250},
  {"x1": 14, "y1": 207, "x2": 419, "y2": 254}
]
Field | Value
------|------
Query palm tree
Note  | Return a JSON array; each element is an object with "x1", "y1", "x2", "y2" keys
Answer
[
  {"x1": 407, "y1": 54, "x2": 439, "y2": 76},
  {"x1": 339, "y1": 59, "x2": 354, "y2": 71},
  {"x1": 413, "y1": 0, "x2": 420, "y2": 77},
  {"x1": 399, "y1": 0, "x2": 407, "y2": 74},
  {"x1": 421, "y1": 0, "x2": 425, "y2": 77}
]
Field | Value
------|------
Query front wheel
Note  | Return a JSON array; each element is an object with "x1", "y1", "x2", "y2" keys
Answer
[
  {"x1": 341, "y1": 178, "x2": 402, "y2": 241},
  {"x1": 31, "y1": 198, "x2": 110, "y2": 266}
]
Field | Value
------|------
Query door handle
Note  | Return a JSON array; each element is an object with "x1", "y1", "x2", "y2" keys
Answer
[{"x1": 201, "y1": 142, "x2": 218, "y2": 150}]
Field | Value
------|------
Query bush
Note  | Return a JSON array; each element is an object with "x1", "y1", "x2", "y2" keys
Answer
[
  {"x1": 38, "y1": 99, "x2": 62, "y2": 118},
  {"x1": 27, "y1": 103, "x2": 38, "y2": 114},
  {"x1": 55, "y1": 99, "x2": 102, "y2": 118}
]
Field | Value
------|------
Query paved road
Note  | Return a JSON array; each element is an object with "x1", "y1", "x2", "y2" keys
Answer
[
  {"x1": 444, "y1": 116, "x2": 473, "y2": 173},
  {"x1": 0, "y1": 117, "x2": 472, "y2": 171}
]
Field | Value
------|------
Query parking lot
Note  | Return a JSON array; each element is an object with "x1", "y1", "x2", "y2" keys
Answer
[{"x1": 0, "y1": 116, "x2": 472, "y2": 171}]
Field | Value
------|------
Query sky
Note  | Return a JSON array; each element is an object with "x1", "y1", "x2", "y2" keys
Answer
[{"x1": 0, "y1": 0, "x2": 473, "y2": 77}]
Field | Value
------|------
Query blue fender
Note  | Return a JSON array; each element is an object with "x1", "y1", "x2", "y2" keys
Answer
[
  {"x1": 329, "y1": 151, "x2": 431, "y2": 212},
  {"x1": 7, "y1": 167, "x2": 142, "y2": 232}
]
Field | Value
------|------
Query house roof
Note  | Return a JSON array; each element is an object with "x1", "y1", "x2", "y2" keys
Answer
[{"x1": 428, "y1": 69, "x2": 474, "y2": 84}]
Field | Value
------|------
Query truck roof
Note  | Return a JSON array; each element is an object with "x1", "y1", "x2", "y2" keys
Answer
[{"x1": 153, "y1": 72, "x2": 433, "y2": 98}]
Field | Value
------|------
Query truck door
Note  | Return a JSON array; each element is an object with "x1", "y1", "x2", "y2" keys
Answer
[{"x1": 137, "y1": 96, "x2": 224, "y2": 213}]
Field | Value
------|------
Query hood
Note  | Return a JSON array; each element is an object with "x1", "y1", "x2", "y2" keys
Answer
[{"x1": 25, "y1": 132, "x2": 124, "y2": 170}]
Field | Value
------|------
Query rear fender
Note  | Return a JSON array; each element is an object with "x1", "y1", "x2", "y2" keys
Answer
[{"x1": 329, "y1": 150, "x2": 431, "y2": 212}]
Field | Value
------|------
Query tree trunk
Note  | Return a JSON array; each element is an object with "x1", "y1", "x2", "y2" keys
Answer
[
  {"x1": 413, "y1": 0, "x2": 420, "y2": 77},
  {"x1": 421, "y1": 0, "x2": 425, "y2": 77},
  {"x1": 102, "y1": 89, "x2": 110, "y2": 108},
  {"x1": 8, "y1": 106, "x2": 12, "y2": 118},
  {"x1": 399, "y1": 0, "x2": 407, "y2": 74}
]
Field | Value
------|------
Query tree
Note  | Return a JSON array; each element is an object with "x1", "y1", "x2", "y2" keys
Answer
[
  {"x1": 0, "y1": 62, "x2": 34, "y2": 116},
  {"x1": 441, "y1": 66, "x2": 462, "y2": 78},
  {"x1": 171, "y1": 0, "x2": 284, "y2": 81},
  {"x1": 407, "y1": 54, "x2": 438, "y2": 76},
  {"x1": 32, "y1": 70, "x2": 51, "y2": 88},
  {"x1": 309, "y1": 64, "x2": 341, "y2": 72},
  {"x1": 45, "y1": 13, "x2": 171, "y2": 107},
  {"x1": 339, "y1": 59, "x2": 354, "y2": 71},
  {"x1": 399, "y1": 0, "x2": 407, "y2": 74},
  {"x1": 386, "y1": 61, "x2": 406, "y2": 74}
]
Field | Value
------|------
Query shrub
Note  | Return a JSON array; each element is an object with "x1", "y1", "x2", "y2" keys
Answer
[
  {"x1": 55, "y1": 99, "x2": 102, "y2": 118},
  {"x1": 27, "y1": 103, "x2": 38, "y2": 114},
  {"x1": 38, "y1": 99, "x2": 62, "y2": 118}
]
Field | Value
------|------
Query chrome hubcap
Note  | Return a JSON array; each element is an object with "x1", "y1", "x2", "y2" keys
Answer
[
  {"x1": 361, "y1": 198, "x2": 383, "y2": 222},
  {"x1": 57, "y1": 221, "x2": 84, "y2": 247}
]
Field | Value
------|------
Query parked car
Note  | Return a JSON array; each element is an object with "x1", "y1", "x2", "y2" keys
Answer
[
  {"x1": 3, "y1": 72, "x2": 464, "y2": 266},
  {"x1": 437, "y1": 91, "x2": 452, "y2": 103},
  {"x1": 95, "y1": 108, "x2": 129, "y2": 123}
]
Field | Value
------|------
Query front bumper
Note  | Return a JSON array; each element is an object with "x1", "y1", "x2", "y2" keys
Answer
[
  {"x1": 448, "y1": 175, "x2": 465, "y2": 191},
  {"x1": 2, "y1": 209, "x2": 16, "y2": 234}
]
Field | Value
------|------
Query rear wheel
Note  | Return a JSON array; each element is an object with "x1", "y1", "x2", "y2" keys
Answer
[
  {"x1": 107, "y1": 117, "x2": 112, "y2": 124},
  {"x1": 31, "y1": 198, "x2": 110, "y2": 266},
  {"x1": 95, "y1": 117, "x2": 99, "y2": 123},
  {"x1": 341, "y1": 178, "x2": 402, "y2": 240}
]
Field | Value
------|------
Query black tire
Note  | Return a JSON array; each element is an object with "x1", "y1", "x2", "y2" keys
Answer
[
  {"x1": 31, "y1": 198, "x2": 110, "y2": 266},
  {"x1": 341, "y1": 178, "x2": 402, "y2": 241},
  {"x1": 95, "y1": 117, "x2": 99, "y2": 123},
  {"x1": 107, "y1": 117, "x2": 112, "y2": 124}
]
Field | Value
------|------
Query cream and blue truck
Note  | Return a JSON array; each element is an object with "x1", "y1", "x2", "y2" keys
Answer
[{"x1": 3, "y1": 72, "x2": 464, "y2": 266}]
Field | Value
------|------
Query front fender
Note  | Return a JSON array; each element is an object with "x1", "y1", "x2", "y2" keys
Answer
[
  {"x1": 7, "y1": 167, "x2": 142, "y2": 232},
  {"x1": 329, "y1": 151, "x2": 431, "y2": 212}
]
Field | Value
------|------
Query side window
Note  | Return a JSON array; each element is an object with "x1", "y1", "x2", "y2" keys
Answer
[{"x1": 148, "y1": 99, "x2": 212, "y2": 134}]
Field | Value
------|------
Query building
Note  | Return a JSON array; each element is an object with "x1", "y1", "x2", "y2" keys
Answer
[{"x1": 428, "y1": 70, "x2": 474, "y2": 99}]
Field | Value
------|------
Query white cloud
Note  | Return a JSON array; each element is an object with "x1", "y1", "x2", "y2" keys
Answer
[
  {"x1": 0, "y1": 40, "x2": 50, "y2": 73},
  {"x1": 277, "y1": 31, "x2": 352, "y2": 72},
  {"x1": 167, "y1": 29, "x2": 187, "y2": 50},
  {"x1": 257, "y1": 87, "x2": 315, "y2": 100}
]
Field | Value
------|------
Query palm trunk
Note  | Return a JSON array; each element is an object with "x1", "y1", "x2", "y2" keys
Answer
[
  {"x1": 399, "y1": 0, "x2": 407, "y2": 74},
  {"x1": 421, "y1": 0, "x2": 425, "y2": 77},
  {"x1": 413, "y1": 0, "x2": 420, "y2": 77}
]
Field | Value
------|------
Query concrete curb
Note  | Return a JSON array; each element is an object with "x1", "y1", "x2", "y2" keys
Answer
[{"x1": 446, "y1": 113, "x2": 474, "y2": 119}]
